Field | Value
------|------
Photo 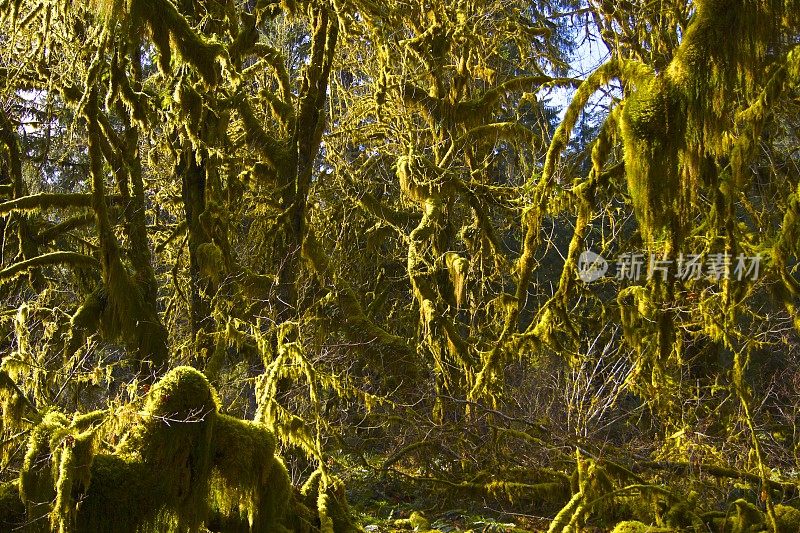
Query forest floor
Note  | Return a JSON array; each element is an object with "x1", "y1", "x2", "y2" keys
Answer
[
  {"x1": 355, "y1": 504, "x2": 547, "y2": 533},
  {"x1": 345, "y1": 467, "x2": 553, "y2": 533}
]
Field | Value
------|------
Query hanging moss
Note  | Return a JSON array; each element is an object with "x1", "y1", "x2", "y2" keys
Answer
[
  {"x1": 16, "y1": 411, "x2": 99, "y2": 531},
  {"x1": 208, "y1": 413, "x2": 285, "y2": 530},
  {"x1": 206, "y1": 456, "x2": 294, "y2": 532},
  {"x1": 109, "y1": 51, "x2": 149, "y2": 127},
  {"x1": 301, "y1": 468, "x2": 324, "y2": 509},
  {"x1": 196, "y1": 242, "x2": 225, "y2": 282},
  {"x1": 19, "y1": 411, "x2": 69, "y2": 520},
  {"x1": 316, "y1": 478, "x2": 358, "y2": 533},
  {"x1": 175, "y1": 79, "x2": 204, "y2": 138},
  {"x1": 119, "y1": 367, "x2": 217, "y2": 531},
  {"x1": 227, "y1": 11, "x2": 259, "y2": 66},
  {"x1": 300, "y1": 469, "x2": 360, "y2": 533},
  {"x1": 396, "y1": 154, "x2": 452, "y2": 207},
  {"x1": 261, "y1": 457, "x2": 294, "y2": 532},
  {"x1": 619, "y1": 72, "x2": 686, "y2": 244},
  {"x1": 70, "y1": 291, "x2": 105, "y2": 332},
  {"x1": 0, "y1": 367, "x2": 37, "y2": 441},
  {"x1": 125, "y1": 0, "x2": 224, "y2": 86},
  {"x1": 72, "y1": 367, "x2": 215, "y2": 531},
  {"x1": 444, "y1": 252, "x2": 468, "y2": 308},
  {"x1": 64, "y1": 289, "x2": 105, "y2": 360},
  {"x1": 613, "y1": 0, "x2": 799, "y2": 245},
  {"x1": 52, "y1": 443, "x2": 78, "y2": 532},
  {"x1": 85, "y1": 98, "x2": 169, "y2": 375}
]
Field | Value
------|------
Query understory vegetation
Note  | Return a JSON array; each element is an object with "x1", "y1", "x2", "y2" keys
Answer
[{"x1": 1, "y1": 0, "x2": 800, "y2": 531}]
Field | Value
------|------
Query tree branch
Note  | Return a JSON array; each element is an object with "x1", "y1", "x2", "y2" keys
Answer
[{"x1": 0, "y1": 251, "x2": 100, "y2": 284}]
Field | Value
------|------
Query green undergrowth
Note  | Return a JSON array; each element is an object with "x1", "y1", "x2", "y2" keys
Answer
[
  {"x1": 0, "y1": 366, "x2": 360, "y2": 533},
  {"x1": 343, "y1": 453, "x2": 800, "y2": 533}
]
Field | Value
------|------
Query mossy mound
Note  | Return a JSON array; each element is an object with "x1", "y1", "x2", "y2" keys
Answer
[
  {"x1": 775, "y1": 504, "x2": 800, "y2": 533},
  {"x1": 8, "y1": 366, "x2": 360, "y2": 533},
  {"x1": 610, "y1": 521, "x2": 675, "y2": 533},
  {"x1": 700, "y1": 499, "x2": 800, "y2": 533}
]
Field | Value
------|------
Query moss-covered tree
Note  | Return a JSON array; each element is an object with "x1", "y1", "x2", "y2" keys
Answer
[{"x1": 1, "y1": 0, "x2": 800, "y2": 531}]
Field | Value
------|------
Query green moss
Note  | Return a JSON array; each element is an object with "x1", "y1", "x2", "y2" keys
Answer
[
  {"x1": 301, "y1": 468, "x2": 324, "y2": 509},
  {"x1": 610, "y1": 521, "x2": 674, "y2": 533},
  {"x1": 175, "y1": 80, "x2": 203, "y2": 136},
  {"x1": 663, "y1": 499, "x2": 704, "y2": 530},
  {"x1": 228, "y1": 11, "x2": 258, "y2": 65},
  {"x1": 196, "y1": 242, "x2": 225, "y2": 282},
  {"x1": 13, "y1": 368, "x2": 356, "y2": 532},
  {"x1": 619, "y1": 72, "x2": 686, "y2": 244},
  {"x1": 118, "y1": 367, "x2": 217, "y2": 530},
  {"x1": 547, "y1": 491, "x2": 583, "y2": 533},
  {"x1": 127, "y1": 0, "x2": 224, "y2": 85},
  {"x1": 20, "y1": 411, "x2": 68, "y2": 517},
  {"x1": 260, "y1": 456, "x2": 293, "y2": 531},
  {"x1": 0, "y1": 369, "x2": 31, "y2": 438},
  {"x1": 109, "y1": 52, "x2": 148, "y2": 127},
  {"x1": 51, "y1": 426, "x2": 96, "y2": 532},
  {"x1": 409, "y1": 511, "x2": 430, "y2": 530},
  {"x1": 774, "y1": 504, "x2": 800, "y2": 533},
  {"x1": 0, "y1": 251, "x2": 100, "y2": 287},
  {"x1": 0, "y1": 480, "x2": 24, "y2": 530},
  {"x1": 393, "y1": 510, "x2": 431, "y2": 530},
  {"x1": 17, "y1": 411, "x2": 100, "y2": 531},
  {"x1": 732, "y1": 498, "x2": 765, "y2": 531},
  {"x1": 65, "y1": 290, "x2": 105, "y2": 360},
  {"x1": 209, "y1": 413, "x2": 286, "y2": 531},
  {"x1": 70, "y1": 290, "x2": 105, "y2": 332},
  {"x1": 302, "y1": 470, "x2": 359, "y2": 533},
  {"x1": 75, "y1": 454, "x2": 162, "y2": 533},
  {"x1": 444, "y1": 252, "x2": 469, "y2": 308}
]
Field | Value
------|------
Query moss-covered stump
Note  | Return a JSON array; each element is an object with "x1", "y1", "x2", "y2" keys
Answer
[{"x1": 9, "y1": 366, "x2": 360, "y2": 533}]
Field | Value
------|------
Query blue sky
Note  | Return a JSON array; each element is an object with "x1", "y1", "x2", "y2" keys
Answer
[{"x1": 544, "y1": 22, "x2": 612, "y2": 119}]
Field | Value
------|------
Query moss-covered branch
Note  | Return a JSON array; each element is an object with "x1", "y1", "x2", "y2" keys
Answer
[
  {"x1": 251, "y1": 43, "x2": 292, "y2": 101},
  {"x1": 236, "y1": 98, "x2": 288, "y2": 171},
  {"x1": 85, "y1": 90, "x2": 168, "y2": 373},
  {"x1": 303, "y1": 229, "x2": 416, "y2": 361},
  {"x1": 125, "y1": 0, "x2": 225, "y2": 85},
  {"x1": 0, "y1": 193, "x2": 94, "y2": 215},
  {"x1": 638, "y1": 460, "x2": 797, "y2": 493},
  {"x1": 0, "y1": 251, "x2": 100, "y2": 285},
  {"x1": 456, "y1": 75, "x2": 580, "y2": 116},
  {"x1": 35, "y1": 214, "x2": 96, "y2": 245}
]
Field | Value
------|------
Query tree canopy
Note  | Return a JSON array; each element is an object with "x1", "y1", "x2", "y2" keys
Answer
[{"x1": 0, "y1": 0, "x2": 799, "y2": 531}]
